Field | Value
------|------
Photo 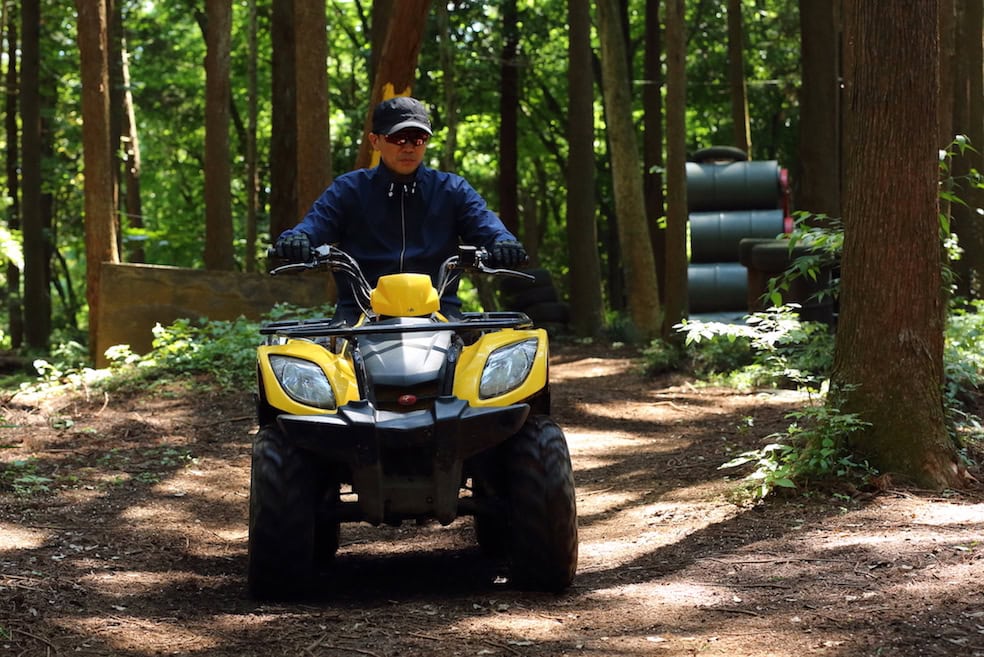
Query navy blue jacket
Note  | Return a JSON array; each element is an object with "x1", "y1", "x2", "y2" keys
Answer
[{"x1": 282, "y1": 163, "x2": 516, "y2": 317}]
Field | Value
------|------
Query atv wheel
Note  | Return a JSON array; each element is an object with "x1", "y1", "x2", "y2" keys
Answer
[
  {"x1": 472, "y1": 479, "x2": 509, "y2": 558},
  {"x1": 505, "y1": 416, "x2": 578, "y2": 591},
  {"x1": 315, "y1": 485, "x2": 341, "y2": 565},
  {"x1": 247, "y1": 425, "x2": 320, "y2": 600}
]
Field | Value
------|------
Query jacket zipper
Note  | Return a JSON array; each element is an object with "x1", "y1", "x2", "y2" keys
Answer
[{"x1": 399, "y1": 183, "x2": 407, "y2": 272}]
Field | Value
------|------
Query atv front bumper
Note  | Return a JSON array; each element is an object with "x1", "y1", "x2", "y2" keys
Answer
[{"x1": 276, "y1": 396, "x2": 529, "y2": 525}]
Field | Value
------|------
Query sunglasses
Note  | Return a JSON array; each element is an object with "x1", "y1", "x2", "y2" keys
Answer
[{"x1": 383, "y1": 131, "x2": 430, "y2": 147}]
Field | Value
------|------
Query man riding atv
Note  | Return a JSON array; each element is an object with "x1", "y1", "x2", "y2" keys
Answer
[{"x1": 274, "y1": 96, "x2": 528, "y2": 321}]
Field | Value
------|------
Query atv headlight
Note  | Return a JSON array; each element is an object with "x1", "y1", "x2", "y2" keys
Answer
[
  {"x1": 479, "y1": 338, "x2": 538, "y2": 399},
  {"x1": 269, "y1": 355, "x2": 336, "y2": 410}
]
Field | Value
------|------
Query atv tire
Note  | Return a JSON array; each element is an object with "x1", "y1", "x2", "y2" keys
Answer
[
  {"x1": 505, "y1": 416, "x2": 578, "y2": 591},
  {"x1": 247, "y1": 425, "x2": 320, "y2": 600},
  {"x1": 472, "y1": 479, "x2": 509, "y2": 558}
]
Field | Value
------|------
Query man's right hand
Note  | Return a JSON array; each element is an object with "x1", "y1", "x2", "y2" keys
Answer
[{"x1": 274, "y1": 233, "x2": 312, "y2": 263}]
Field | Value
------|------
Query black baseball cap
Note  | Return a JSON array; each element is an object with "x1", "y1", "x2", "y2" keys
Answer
[{"x1": 371, "y1": 97, "x2": 433, "y2": 135}]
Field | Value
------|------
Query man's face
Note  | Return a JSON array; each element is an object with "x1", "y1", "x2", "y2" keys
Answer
[{"x1": 370, "y1": 130, "x2": 430, "y2": 176}]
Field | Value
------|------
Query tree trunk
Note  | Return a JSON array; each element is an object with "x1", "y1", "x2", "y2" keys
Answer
[
  {"x1": 566, "y1": 0, "x2": 604, "y2": 338},
  {"x1": 833, "y1": 0, "x2": 963, "y2": 489},
  {"x1": 597, "y1": 0, "x2": 661, "y2": 341},
  {"x1": 498, "y1": 0, "x2": 519, "y2": 236},
  {"x1": 245, "y1": 0, "x2": 259, "y2": 272},
  {"x1": 950, "y1": 0, "x2": 984, "y2": 299},
  {"x1": 354, "y1": 0, "x2": 432, "y2": 171},
  {"x1": 437, "y1": 1, "x2": 458, "y2": 172},
  {"x1": 270, "y1": 0, "x2": 298, "y2": 238},
  {"x1": 121, "y1": 43, "x2": 144, "y2": 263},
  {"x1": 204, "y1": 0, "x2": 235, "y2": 270},
  {"x1": 76, "y1": 0, "x2": 119, "y2": 360},
  {"x1": 23, "y1": 0, "x2": 51, "y2": 350},
  {"x1": 643, "y1": 0, "x2": 665, "y2": 306},
  {"x1": 726, "y1": 0, "x2": 751, "y2": 156},
  {"x1": 4, "y1": 0, "x2": 23, "y2": 348},
  {"x1": 295, "y1": 0, "x2": 331, "y2": 216},
  {"x1": 796, "y1": 0, "x2": 842, "y2": 220},
  {"x1": 662, "y1": 0, "x2": 688, "y2": 340}
]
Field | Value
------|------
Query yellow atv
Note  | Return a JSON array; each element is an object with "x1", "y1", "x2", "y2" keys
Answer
[{"x1": 248, "y1": 245, "x2": 578, "y2": 599}]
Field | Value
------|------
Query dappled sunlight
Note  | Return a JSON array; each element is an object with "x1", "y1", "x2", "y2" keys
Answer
[
  {"x1": 55, "y1": 615, "x2": 222, "y2": 654},
  {"x1": 0, "y1": 522, "x2": 50, "y2": 552},
  {"x1": 910, "y1": 502, "x2": 984, "y2": 526},
  {"x1": 456, "y1": 612, "x2": 571, "y2": 642},
  {"x1": 549, "y1": 356, "x2": 636, "y2": 382},
  {"x1": 578, "y1": 501, "x2": 741, "y2": 573},
  {"x1": 78, "y1": 569, "x2": 221, "y2": 597}
]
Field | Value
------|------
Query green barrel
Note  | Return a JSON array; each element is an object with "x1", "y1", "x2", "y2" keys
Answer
[
  {"x1": 688, "y1": 262, "x2": 747, "y2": 313},
  {"x1": 689, "y1": 209, "x2": 785, "y2": 263},
  {"x1": 686, "y1": 160, "x2": 782, "y2": 212}
]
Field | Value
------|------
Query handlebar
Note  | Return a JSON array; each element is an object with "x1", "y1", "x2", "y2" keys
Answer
[{"x1": 268, "y1": 244, "x2": 534, "y2": 313}]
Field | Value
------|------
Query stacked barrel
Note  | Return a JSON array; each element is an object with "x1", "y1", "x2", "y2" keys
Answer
[{"x1": 686, "y1": 149, "x2": 790, "y2": 314}]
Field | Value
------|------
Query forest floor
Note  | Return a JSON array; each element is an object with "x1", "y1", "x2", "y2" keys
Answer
[{"x1": 1, "y1": 340, "x2": 983, "y2": 657}]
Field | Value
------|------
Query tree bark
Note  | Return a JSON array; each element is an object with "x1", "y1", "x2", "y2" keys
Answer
[
  {"x1": 76, "y1": 0, "x2": 119, "y2": 359},
  {"x1": 597, "y1": 0, "x2": 662, "y2": 341},
  {"x1": 833, "y1": 0, "x2": 963, "y2": 489},
  {"x1": 662, "y1": 0, "x2": 688, "y2": 339},
  {"x1": 726, "y1": 0, "x2": 751, "y2": 156},
  {"x1": 23, "y1": 0, "x2": 49, "y2": 350},
  {"x1": 354, "y1": 0, "x2": 432, "y2": 171},
  {"x1": 566, "y1": 0, "x2": 604, "y2": 338},
  {"x1": 498, "y1": 0, "x2": 519, "y2": 236},
  {"x1": 270, "y1": 0, "x2": 298, "y2": 238},
  {"x1": 949, "y1": 0, "x2": 984, "y2": 298},
  {"x1": 4, "y1": 0, "x2": 23, "y2": 348},
  {"x1": 121, "y1": 43, "x2": 144, "y2": 263},
  {"x1": 204, "y1": 0, "x2": 235, "y2": 270},
  {"x1": 245, "y1": 0, "x2": 259, "y2": 272},
  {"x1": 643, "y1": 0, "x2": 665, "y2": 305},
  {"x1": 295, "y1": 0, "x2": 331, "y2": 217},
  {"x1": 436, "y1": 1, "x2": 458, "y2": 173},
  {"x1": 796, "y1": 0, "x2": 842, "y2": 220}
]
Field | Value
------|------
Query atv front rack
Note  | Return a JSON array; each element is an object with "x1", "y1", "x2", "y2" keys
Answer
[{"x1": 260, "y1": 310, "x2": 533, "y2": 339}]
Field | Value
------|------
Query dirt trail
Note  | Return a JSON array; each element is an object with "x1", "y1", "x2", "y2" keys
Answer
[{"x1": 1, "y1": 343, "x2": 982, "y2": 656}]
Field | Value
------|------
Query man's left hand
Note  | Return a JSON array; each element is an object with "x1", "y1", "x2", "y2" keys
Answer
[{"x1": 490, "y1": 240, "x2": 528, "y2": 268}]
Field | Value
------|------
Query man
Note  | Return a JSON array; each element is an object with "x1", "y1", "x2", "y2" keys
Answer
[{"x1": 274, "y1": 96, "x2": 527, "y2": 323}]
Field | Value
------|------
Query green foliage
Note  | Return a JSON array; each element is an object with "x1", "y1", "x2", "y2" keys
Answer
[
  {"x1": 0, "y1": 459, "x2": 54, "y2": 496},
  {"x1": 720, "y1": 400, "x2": 874, "y2": 501},
  {"x1": 106, "y1": 302, "x2": 336, "y2": 391},
  {"x1": 765, "y1": 213, "x2": 843, "y2": 308},
  {"x1": 672, "y1": 305, "x2": 834, "y2": 389}
]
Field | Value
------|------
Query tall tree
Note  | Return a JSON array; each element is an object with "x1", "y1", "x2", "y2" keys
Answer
[
  {"x1": 3, "y1": 0, "x2": 23, "y2": 348},
  {"x1": 245, "y1": 0, "x2": 259, "y2": 272},
  {"x1": 796, "y1": 0, "x2": 842, "y2": 219},
  {"x1": 436, "y1": 1, "x2": 459, "y2": 173},
  {"x1": 662, "y1": 0, "x2": 688, "y2": 339},
  {"x1": 354, "y1": 0, "x2": 432, "y2": 170},
  {"x1": 832, "y1": 0, "x2": 963, "y2": 489},
  {"x1": 204, "y1": 0, "x2": 234, "y2": 270},
  {"x1": 120, "y1": 42, "x2": 144, "y2": 263},
  {"x1": 566, "y1": 0, "x2": 604, "y2": 338},
  {"x1": 596, "y1": 0, "x2": 661, "y2": 340},
  {"x1": 270, "y1": 0, "x2": 298, "y2": 239},
  {"x1": 950, "y1": 0, "x2": 984, "y2": 298},
  {"x1": 295, "y1": 0, "x2": 331, "y2": 217},
  {"x1": 76, "y1": 0, "x2": 120, "y2": 359},
  {"x1": 726, "y1": 0, "x2": 751, "y2": 155},
  {"x1": 643, "y1": 0, "x2": 665, "y2": 304},
  {"x1": 23, "y1": 0, "x2": 51, "y2": 349},
  {"x1": 498, "y1": 0, "x2": 519, "y2": 235}
]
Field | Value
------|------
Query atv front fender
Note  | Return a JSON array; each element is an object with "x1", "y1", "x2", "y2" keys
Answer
[{"x1": 275, "y1": 397, "x2": 529, "y2": 525}]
